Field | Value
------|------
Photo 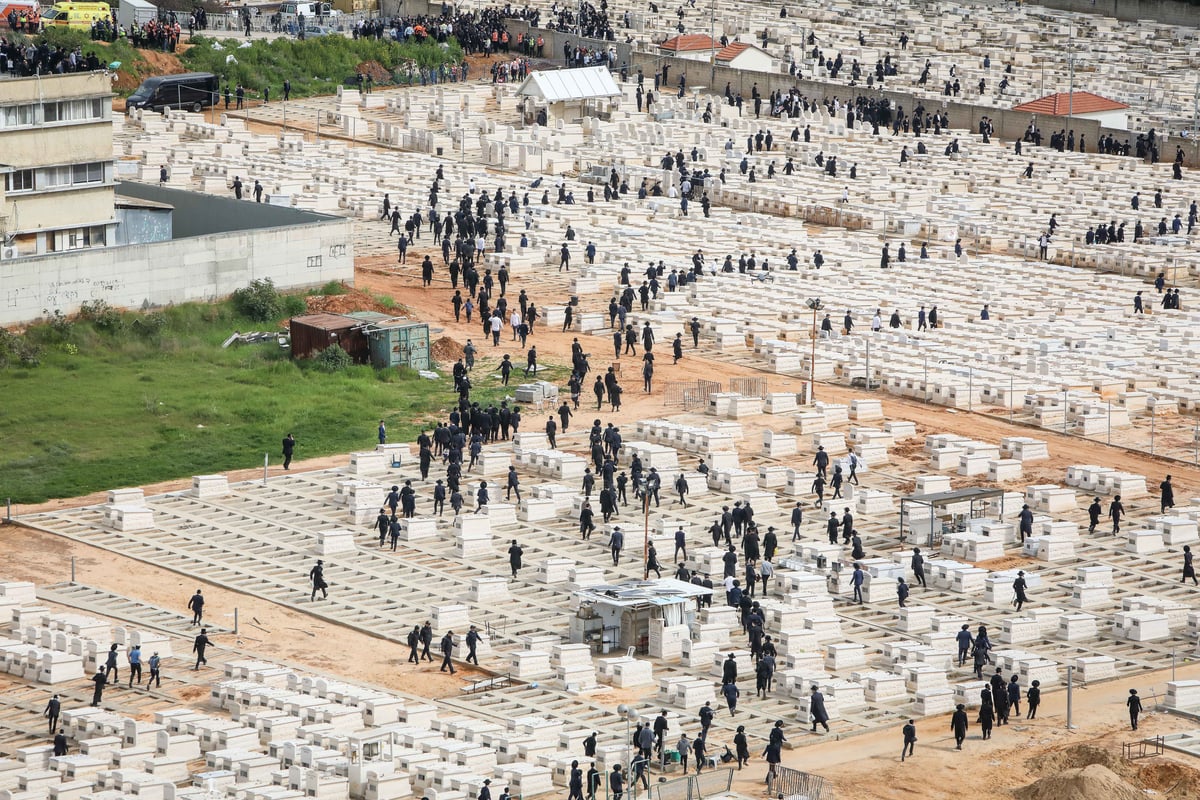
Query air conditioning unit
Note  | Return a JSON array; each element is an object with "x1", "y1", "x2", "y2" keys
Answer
[{"x1": 0, "y1": 246, "x2": 18, "y2": 260}]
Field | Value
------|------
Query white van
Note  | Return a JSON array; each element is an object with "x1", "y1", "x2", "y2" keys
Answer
[{"x1": 278, "y1": 1, "x2": 339, "y2": 24}]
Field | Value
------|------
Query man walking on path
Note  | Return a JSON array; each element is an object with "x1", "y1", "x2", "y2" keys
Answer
[
  {"x1": 44, "y1": 695, "x2": 60, "y2": 733},
  {"x1": 900, "y1": 720, "x2": 916, "y2": 761},
  {"x1": 193, "y1": 628, "x2": 211, "y2": 670},
  {"x1": 1128, "y1": 689, "x2": 1143, "y2": 730},
  {"x1": 90, "y1": 669, "x2": 106, "y2": 707},
  {"x1": 440, "y1": 631, "x2": 456, "y2": 674},
  {"x1": 309, "y1": 560, "x2": 328, "y2": 601},
  {"x1": 951, "y1": 706, "x2": 968, "y2": 750},
  {"x1": 187, "y1": 589, "x2": 205, "y2": 625}
]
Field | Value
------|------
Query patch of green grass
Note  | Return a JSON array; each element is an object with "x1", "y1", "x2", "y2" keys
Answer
[
  {"x1": 180, "y1": 34, "x2": 464, "y2": 97},
  {"x1": 0, "y1": 300, "x2": 556, "y2": 504}
]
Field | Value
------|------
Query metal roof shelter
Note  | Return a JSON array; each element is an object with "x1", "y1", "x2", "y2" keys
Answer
[
  {"x1": 515, "y1": 67, "x2": 622, "y2": 125},
  {"x1": 516, "y1": 66, "x2": 622, "y2": 103},
  {"x1": 899, "y1": 487, "x2": 1008, "y2": 547},
  {"x1": 569, "y1": 579, "x2": 711, "y2": 654}
]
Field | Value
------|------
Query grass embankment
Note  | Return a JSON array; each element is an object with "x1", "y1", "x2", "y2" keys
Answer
[
  {"x1": 0, "y1": 285, "x2": 563, "y2": 504},
  {"x1": 25, "y1": 28, "x2": 462, "y2": 97},
  {"x1": 179, "y1": 34, "x2": 464, "y2": 96}
]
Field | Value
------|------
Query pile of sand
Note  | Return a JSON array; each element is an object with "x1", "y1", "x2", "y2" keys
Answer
[
  {"x1": 1026, "y1": 743, "x2": 1128, "y2": 777},
  {"x1": 303, "y1": 288, "x2": 402, "y2": 316},
  {"x1": 1014, "y1": 764, "x2": 1145, "y2": 800},
  {"x1": 1137, "y1": 759, "x2": 1200, "y2": 799},
  {"x1": 430, "y1": 336, "x2": 462, "y2": 363}
]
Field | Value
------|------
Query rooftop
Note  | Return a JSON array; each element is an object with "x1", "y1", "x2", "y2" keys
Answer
[
  {"x1": 1012, "y1": 91, "x2": 1130, "y2": 116},
  {"x1": 658, "y1": 34, "x2": 718, "y2": 52},
  {"x1": 715, "y1": 42, "x2": 752, "y2": 61},
  {"x1": 515, "y1": 66, "x2": 622, "y2": 103}
]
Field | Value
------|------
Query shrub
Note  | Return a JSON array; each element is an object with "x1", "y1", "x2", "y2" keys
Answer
[
  {"x1": 79, "y1": 300, "x2": 125, "y2": 333},
  {"x1": 313, "y1": 344, "x2": 353, "y2": 372},
  {"x1": 0, "y1": 329, "x2": 42, "y2": 368},
  {"x1": 316, "y1": 280, "x2": 349, "y2": 296},
  {"x1": 131, "y1": 312, "x2": 168, "y2": 338},
  {"x1": 34, "y1": 309, "x2": 76, "y2": 344},
  {"x1": 282, "y1": 294, "x2": 308, "y2": 316},
  {"x1": 232, "y1": 279, "x2": 283, "y2": 322}
]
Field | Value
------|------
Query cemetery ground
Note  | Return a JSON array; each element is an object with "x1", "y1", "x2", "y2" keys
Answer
[
  {"x1": 0, "y1": 284, "x2": 565, "y2": 506},
  {"x1": 8, "y1": 253, "x2": 1200, "y2": 798},
  {"x1": 7, "y1": 364, "x2": 1200, "y2": 800}
]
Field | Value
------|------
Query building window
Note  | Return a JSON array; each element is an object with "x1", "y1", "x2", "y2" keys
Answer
[
  {"x1": 64, "y1": 225, "x2": 107, "y2": 250},
  {"x1": 0, "y1": 104, "x2": 36, "y2": 128},
  {"x1": 42, "y1": 98, "x2": 106, "y2": 124},
  {"x1": 5, "y1": 169, "x2": 34, "y2": 193},
  {"x1": 72, "y1": 162, "x2": 104, "y2": 185}
]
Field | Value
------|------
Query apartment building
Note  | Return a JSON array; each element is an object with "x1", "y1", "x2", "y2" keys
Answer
[{"x1": 0, "y1": 71, "x2": 115, "y2": 258}]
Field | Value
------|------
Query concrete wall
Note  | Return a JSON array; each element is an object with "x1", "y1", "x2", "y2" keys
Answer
[
  {"x1": 0, "y1": 217, "x2": 353, "y2": 326},
  {"x1": 490, "y1": 19, "x2": 1110, "y2": 147},
  {"x1": 1035, "y1": 0, "x2": 1200, "y2": 25}
]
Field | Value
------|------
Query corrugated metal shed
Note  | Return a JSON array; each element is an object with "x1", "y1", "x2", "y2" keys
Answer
[
  {"x1": 516, "y1": 66, "x2": 622, "y2": 103},
  {"x1": 289, "y1": 313, "x2": 370, "y2": 363},
  {"x1": 366, "y1": 320, "x2": 430, "y2": 370}
]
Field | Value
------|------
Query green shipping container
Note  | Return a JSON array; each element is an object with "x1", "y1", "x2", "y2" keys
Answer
[{"x1": 368, "y1": 322, "x2": 430, "y2": 370}]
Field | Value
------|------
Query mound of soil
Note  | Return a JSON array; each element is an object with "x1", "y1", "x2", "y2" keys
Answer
[
  {"x1": 1136, "y1": 760, "x2": 1200, "y2": 799},
  {"x1": 304, "y1": 288, "x2": 405, "y2": 316},
  {"x1": 1014, "y1": 764, "x2": 1144, "y2": 800},
  {"x1": 431, "y1": 336, "x2": 462, "y2": 363},
  {"x1": 1027, "y1": 743, "x2": 1127, "y2": 778},
  {"x1": 356, "y1": 60, "x2": 392, "y2": 84}
]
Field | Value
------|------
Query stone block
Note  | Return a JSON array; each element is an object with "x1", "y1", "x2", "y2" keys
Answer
[
  {"x1": 104, "y1": 504, "x2": 155, "y2": 532},
  {"x1": 1074, "y1": 655, "x2": 1117, "y2": 682},
  {"x1": 400, "y1": 517, "x2": 438, "y2": 541},
  {"x1": 536, "y1": 558, "x2": 574, "y2": 584},
  {"x1": 314, "y1": 529, "x2": 356, "y2": 556},
  {"x1": 517, "y1": 498, "x2": 558, "y2": 522},
  {"x1": 1126, "y1": 529, "x2": 1164, "y2": 555},
  {"x1": 848, "y1": 399, "x2": 883, "y2": 421},
  {"x1": 348, "y1": 451, "x2": 389, "y2": 475},
  {"x1": 451, "y1": 515, "x2": 489, "y2": 534},
  {"x1": 764, "y1": 393, "x2": 798, "y2": 414},
  {"x1": 1057, "y1": 613, "x2": 1099, "y2": 641},
  {"x1": 192, "y1": 475, "x2": 230, "y2": 499}
]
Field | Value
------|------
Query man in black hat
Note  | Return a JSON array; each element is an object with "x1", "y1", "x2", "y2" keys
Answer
[{"x1": 309, "y1": 560, "x2": 328, "y2": 601}]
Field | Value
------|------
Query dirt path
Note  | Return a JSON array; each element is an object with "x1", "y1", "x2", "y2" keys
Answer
[
  {"x1": 0, "y1": 523, "x2": 483, "y2": 699},
  {"x1": 353, "y1": 262, "x2": 1200, "y2": 498}
]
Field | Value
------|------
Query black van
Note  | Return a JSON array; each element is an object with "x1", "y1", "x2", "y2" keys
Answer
[{"x1": 128, "y1": 72, "x2": 219, "y2": 112}]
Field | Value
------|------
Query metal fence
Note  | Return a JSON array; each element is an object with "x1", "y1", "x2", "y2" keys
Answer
[
  {"x1": 664, "y1": 380, "x2": 721, "y2": 409},
  {"x1": 767, "y1": 766, "x2": 832, "y2": 800},
  {"x1": 651, "y1": 767, "x2": 733, "y2": 800},
  {"x1": 730, "y1": 377, "x2": 768, "y2": 399}
]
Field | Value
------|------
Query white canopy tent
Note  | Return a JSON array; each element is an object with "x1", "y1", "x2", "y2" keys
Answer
[{"x1": 515, "y1": 66, "x2": 623, "y2": 125}]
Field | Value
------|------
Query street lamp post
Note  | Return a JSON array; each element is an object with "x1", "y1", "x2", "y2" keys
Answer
[
  {"x1": 640, "y1": 478, "x2": 651, "y2": 580},
  {"x1": 616, "y1": 704, "x2": 636, "y2": 785},
  {"x1": 806, "y1": 298, "x2": 823, "y2": 404}
]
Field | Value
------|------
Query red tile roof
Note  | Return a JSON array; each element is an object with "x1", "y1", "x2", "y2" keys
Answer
[
  {"x1": 1012, "y1": 91, "x2": 1129, "y2": 116},
  {"x1": 658, "y1": 34, "x2": 718, "y2": 52},
  {"x1": 715, "y1": 42, "x2": 751, "y2": 62}
]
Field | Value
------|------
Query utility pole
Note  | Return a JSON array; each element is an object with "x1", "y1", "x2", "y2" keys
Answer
[
  {"x1": 1066, "y1": 21, "x2": 1074, "y2": 131},
  {"x1": 709, "y1": 0, "x2": 715, "y2": 85},
  {"x1": 1192, "y1": 75, "x2": 1199, "y2": 165}
]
